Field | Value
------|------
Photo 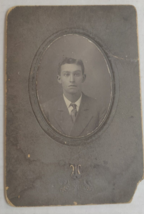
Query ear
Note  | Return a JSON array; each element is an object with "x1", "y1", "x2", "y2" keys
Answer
[
  {"x1": 82, "y1": 74, "x2": 86, "y2": 83},
  {"x1": 57, "y1": 75, "x2": 62, "y2": 84}
]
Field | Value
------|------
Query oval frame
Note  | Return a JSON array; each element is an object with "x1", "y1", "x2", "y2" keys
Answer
[{"x1": 29, "y1": 29, "x2": 116, "y2": 146}]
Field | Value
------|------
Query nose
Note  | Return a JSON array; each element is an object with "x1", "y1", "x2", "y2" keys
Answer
[{"x1": 70, "y1": 74, "x2": 75, "y2": 82}]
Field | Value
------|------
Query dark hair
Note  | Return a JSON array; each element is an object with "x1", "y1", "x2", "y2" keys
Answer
[{"x1": 58, "y1": 57, "x2": 85, "y2": 75}]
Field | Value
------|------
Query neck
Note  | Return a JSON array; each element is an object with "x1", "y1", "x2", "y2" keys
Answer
[{"x1": 63, "y1": 92, "x2": 82, "y2": 103}]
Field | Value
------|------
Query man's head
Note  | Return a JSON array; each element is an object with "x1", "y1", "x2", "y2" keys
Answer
[{"x1": 57, "y1": 58, "x2": 86, "y2": 97}]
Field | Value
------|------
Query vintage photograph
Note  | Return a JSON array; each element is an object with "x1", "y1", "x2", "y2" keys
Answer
[
  {"x1": 37, "y1": 34, "x2": 113, "y2": 137},
  {"x1": 5, "y1": 6, "x2": 143, "y2": 207}
]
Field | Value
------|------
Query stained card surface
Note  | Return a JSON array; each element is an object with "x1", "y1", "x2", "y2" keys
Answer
[{"x1": 5, "y1": 6, "x2": 143, "y2": 206}]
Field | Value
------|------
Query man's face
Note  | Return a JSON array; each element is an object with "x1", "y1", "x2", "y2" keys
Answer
[{"x1": 57, "y1": 63, "x2": 86, "y2": 95}]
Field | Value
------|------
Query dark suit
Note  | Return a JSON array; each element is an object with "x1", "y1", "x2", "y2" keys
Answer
[{"x1": 41, "y1": 93, "x2": 106, "y2": 137}]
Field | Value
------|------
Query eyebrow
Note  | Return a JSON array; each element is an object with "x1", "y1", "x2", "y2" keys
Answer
[{"x1": 63, "y1": 70, "x2": 82, "y2": 73}]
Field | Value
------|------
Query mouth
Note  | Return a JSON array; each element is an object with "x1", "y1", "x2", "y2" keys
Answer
[{"x1": 69, "y1": 85, "x2": 77, "y2": 87}]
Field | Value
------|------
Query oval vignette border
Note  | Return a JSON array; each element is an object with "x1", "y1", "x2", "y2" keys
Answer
[{"x1": 29, "y1": 29, "x2": 118, "y2": 146}]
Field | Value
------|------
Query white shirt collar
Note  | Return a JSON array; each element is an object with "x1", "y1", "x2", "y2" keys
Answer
[{"x1": 63, "y1": 94, "x2": 82, "y2": 114}]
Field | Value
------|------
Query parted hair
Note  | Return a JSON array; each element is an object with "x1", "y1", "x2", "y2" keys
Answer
[{"x1": 58, "y1": 57, "x2": 85, "y2": 75}]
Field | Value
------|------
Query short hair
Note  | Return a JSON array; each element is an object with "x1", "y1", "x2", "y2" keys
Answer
[{"x1": 58, "y1": 57, "x2": 85, "y2": 75}]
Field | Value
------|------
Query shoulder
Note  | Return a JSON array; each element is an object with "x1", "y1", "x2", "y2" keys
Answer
[
  {"x1": 82, "y1": 93, "x2": 106, "y2": 115},
  {"x1": 41, "y1": 95, "x2": 63, "y2": 111},
  {"x1": 82, "y1": 93, "x2": 98, "y2": 107}
]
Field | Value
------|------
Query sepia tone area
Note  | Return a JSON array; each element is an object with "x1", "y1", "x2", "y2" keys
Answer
[
  {"x1": 5, "y1": 6, "x2": 143, "y2": 206},
  {"x1": 37, "y1": 34, "x2": 112, "y2": 137}
]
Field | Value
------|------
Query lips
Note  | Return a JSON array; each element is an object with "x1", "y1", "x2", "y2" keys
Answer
[{"x1": 69, "y1": 85, "x2": 77, "y2": 87}]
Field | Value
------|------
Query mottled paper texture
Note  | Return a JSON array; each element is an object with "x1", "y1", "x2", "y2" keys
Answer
[{"x1": 5, "y1": 6, "x2": 143, "y2": 206}]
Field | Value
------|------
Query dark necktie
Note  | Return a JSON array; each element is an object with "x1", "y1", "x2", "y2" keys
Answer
[{"x1": 70, "y1": 103, "x2": 77, "y2": 122}]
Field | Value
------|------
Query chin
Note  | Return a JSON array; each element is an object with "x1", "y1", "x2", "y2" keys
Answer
[{"x1": 68, "y1": 90, "x2": 78, "y2": 94}]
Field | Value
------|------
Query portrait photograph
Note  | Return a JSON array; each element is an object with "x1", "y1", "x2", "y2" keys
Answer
[
  {"x1": 37, "y1": 34, "x2": 113, "y2": 137},
  {"x1": 5, "y1": 5, "x2": 143, "y2": 207}
]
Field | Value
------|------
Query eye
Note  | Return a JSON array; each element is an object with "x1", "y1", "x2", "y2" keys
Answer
[
  {"x1": 74, "y1": 72, "x2": 81, "y2": 76},
  {"x1": 64, "y1": 72, "x2": 70, "y2": 76}
]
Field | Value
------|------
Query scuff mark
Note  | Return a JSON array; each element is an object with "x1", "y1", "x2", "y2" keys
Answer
[{"x1": 109, "y1": 52, "x2": 138, "y2": 62}]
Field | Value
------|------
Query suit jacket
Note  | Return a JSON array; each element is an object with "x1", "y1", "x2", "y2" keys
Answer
[{"x1": 41, "y1": 93, "x2": 106, "y2": 137}]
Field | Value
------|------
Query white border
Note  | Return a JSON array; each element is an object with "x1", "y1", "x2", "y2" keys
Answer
[{"x1": 1, "y1": 1, "x2": 144, "y2": 213}]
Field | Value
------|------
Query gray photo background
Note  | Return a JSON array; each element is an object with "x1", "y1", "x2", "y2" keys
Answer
[{"x1": 37, "y1": 34, "x2": 112, "y2": 111}]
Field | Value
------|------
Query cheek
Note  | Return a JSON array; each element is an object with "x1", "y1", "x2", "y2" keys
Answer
[
  {"x1": 76, "y1": 78, "x2": 83, "y2": 85},
  {"x1": 61, "y1": 79, "x2": 69, "y2": 87}
]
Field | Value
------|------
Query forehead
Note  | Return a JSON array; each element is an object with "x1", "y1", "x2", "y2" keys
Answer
[{"x1": 60, "y1": 63, "x2": 82, "y2": 72}]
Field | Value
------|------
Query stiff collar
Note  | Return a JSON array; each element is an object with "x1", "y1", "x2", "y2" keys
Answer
[{"x1": 63, "y1": 94, "x2": 82, "y2": 113}]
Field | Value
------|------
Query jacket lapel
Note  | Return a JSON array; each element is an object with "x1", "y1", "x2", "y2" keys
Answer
[
  {"x1": 54, "y1": 96, "x2": 73, "y2": 135},
  {"x1": 70, "y1": 94, "x2": 93, "y2": 137}
]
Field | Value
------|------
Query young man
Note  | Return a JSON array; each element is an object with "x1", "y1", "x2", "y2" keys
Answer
[{"x1": 42, "y1": 58, "x2": 106, "y2": 137}]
